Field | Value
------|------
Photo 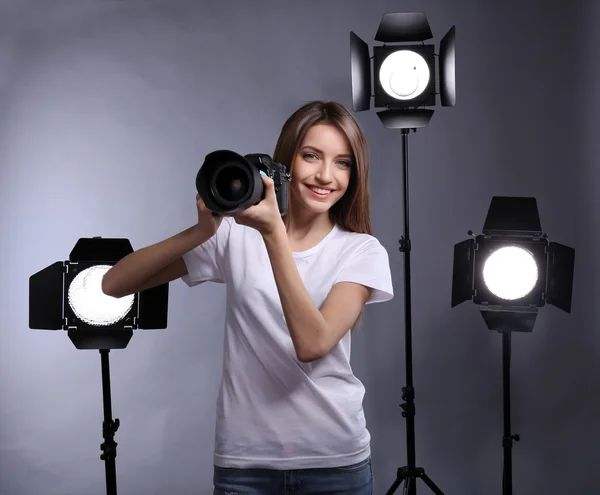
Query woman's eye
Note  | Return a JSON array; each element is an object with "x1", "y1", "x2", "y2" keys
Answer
[{"x1": 302, "y1": 153, "x2": 350, "y2": 167}]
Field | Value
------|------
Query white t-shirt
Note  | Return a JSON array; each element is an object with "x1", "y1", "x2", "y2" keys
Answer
[{"x1": 181, "y1": 216, "x2": 394, "y2": 470}]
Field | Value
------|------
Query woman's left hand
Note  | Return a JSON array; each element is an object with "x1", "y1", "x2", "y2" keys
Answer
[{"x1": 228, "y1": 175, "x2": 285, "y2": 237}]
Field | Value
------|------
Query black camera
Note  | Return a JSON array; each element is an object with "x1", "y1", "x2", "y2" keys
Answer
[{"x1": 196, "y1": 150, "x2": 291, "y2": 215}]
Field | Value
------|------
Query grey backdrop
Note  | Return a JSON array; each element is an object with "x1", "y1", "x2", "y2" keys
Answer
[{"x1": 1, "y1": 0, "x2": 598, "y2": 494}]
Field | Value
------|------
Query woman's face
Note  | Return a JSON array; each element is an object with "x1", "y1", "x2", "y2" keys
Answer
[{"x1": 289, "y1": 123, "x2": 353, "y2": 218}]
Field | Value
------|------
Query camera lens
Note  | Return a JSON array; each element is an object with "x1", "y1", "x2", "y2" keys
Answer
[
  {"x1": 197, "y1": 149, "x2": 267, "y2": 213},
  {"x1": 210, "y1": 162, "x2": 252, "y2": 206},
  {"x1": 215, "y1": 167, "x2": 248, "y2": 201}
]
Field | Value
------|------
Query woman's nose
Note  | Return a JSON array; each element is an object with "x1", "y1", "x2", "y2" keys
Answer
[{"x1": 315, "y1": 164, "x2": 332, "y2": 182}]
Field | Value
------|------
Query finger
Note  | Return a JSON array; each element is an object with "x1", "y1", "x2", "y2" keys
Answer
[
  {"x1": 198, "y1": 202, "x2": 215, "y2": 217},
  {"x1": 261, "y1": 177, "x2": 276, "y2": 199},
  {"x1": 261, "y1": 175, "x2": 274, "y2": 187},
  {"x1": 196, "y1": 195, "x2": 208, "y2": 209}
]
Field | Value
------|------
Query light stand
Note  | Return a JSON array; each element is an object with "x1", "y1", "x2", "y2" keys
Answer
[
  {"x1": 451, "y1": 197, "x2": 576, "y2": 494},
  {"x1": 29, "y1": 237, "x2": 169, "y2": 495},
  {"x1": 500, "y1": 331, "x2": 519, "y2": 495},
  {"x1": 384, "y1": 128, "x2": 444, "y2": 495},
  {"x1": 100, "y1": 349, "x2": 119, "y2": 495},
  {"x1": 349, "y1": 11, "x2": 456, "y2": 495}
]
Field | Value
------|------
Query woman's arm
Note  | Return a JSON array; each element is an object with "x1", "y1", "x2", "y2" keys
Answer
[
  {"x1": 102, "y1": 225, "x2": 210, "y2": 298},
  {"x1": 263, "y1": 226, "x2": 371, "y2": 362}
]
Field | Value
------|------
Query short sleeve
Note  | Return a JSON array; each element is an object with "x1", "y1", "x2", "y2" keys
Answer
[
  {"x1": 181, "y1": 217, "x2": 234, "y2": 287},
  {"x1": 334, "y1": 238, "x2": 394, "y2": 305}
]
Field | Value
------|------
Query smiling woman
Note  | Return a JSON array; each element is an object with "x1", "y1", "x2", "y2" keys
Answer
[
  {"x1": 291, "y1": 125, "x2": 353, "y2": 215},
  {"x1": 273, "y1": 101, "x2": 373, "y2": 239},
  {"x1": 102, "y1": 100, "x2": 394, "y2": 495}
]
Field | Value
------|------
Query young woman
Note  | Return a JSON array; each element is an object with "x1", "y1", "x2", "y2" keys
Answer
[{"x1": 102, "y1": 100, "x2": 394, "y2": 494}]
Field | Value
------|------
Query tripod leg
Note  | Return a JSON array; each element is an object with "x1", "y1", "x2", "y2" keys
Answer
[
  {"x1": 420, "y1": 473, "x2": 445, "y2": 495},
  {"x1": 385, "y1": 469, "x2": 406, "y2": 495}
]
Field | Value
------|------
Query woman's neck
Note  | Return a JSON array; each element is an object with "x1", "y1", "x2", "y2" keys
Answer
[{"x1": 286, "y1": 212, "x2": 334, "y2": 242}]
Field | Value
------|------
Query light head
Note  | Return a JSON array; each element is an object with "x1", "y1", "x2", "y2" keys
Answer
[
  {"x1": 451, "y1": 197, "x2": 575, "y2": 332},
  {"x1": 29, "y1": 237, "x2": 169, "y2": 349},
  {"x1": 350, "y1": 12, "x2": 456, "y2": 129}
]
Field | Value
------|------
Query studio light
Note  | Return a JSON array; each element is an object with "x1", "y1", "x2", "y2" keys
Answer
[
  {"x1": 451, "y1": 196, "x2": 575, "y2": 495},
  {"x1": 350, "y1": 11, "x2": 455, "y2": 495},
  {"x1": 29, "y1": 237, "x2": 169, "y2": 495},
  {"x1": 350, "y1": 11, "x2": 455, "y2": 129},
  {"x1": 451, "y1": 196, "x2": 575, "y2": 332}
]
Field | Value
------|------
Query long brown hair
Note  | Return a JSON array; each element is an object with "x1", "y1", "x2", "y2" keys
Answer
[
  {"x1": 272, "y1": 100, "x2": 373, "y2": 332},
  {"x1": 272, "y1": 100, "x2": 372, "y2": 236}
]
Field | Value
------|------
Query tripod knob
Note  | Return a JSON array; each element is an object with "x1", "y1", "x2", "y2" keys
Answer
[
  {"x1": 513, "y1": 434, "x2": 520, "y2": 442},
  {"x1": 398, "y1": 237, "x2": 411, "y2": 253}
]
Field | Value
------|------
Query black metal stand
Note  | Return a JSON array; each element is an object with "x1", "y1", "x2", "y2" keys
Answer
[
  {"x1": 386, "y1": 129, "x2": 444, "y2": 495},
  {"x1": 501, "y1": 331, "x2": 519, "y2": 495},
  {"x1": 99, "y1": 349, "x2": 119, "y2": 495}
]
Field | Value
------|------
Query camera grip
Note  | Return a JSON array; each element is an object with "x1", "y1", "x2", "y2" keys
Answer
[{"x1": 277, "y1": 181, "x2": 289, "y2": 215}]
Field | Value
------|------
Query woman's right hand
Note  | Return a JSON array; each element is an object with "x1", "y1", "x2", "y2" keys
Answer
[{"x1": 196, "y1": 194, "x2": 224, "y2": 239}]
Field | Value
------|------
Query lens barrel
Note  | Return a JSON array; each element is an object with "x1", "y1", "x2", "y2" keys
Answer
[{"x1": 196, "y1": 150, "x2": 264, "y2": 213}]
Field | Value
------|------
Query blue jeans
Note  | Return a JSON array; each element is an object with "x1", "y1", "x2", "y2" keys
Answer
[{"x1": 213, "y1": 456, "x2": 373, "y2": 495}]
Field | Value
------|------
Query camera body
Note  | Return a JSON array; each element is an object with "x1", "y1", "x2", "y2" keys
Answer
[
  {"x1": 196, "y1": 149, "x2": 291, "y2": 215},
  {"x1": 245, "y1": 153, "x2": 291, "y2": 215}
]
